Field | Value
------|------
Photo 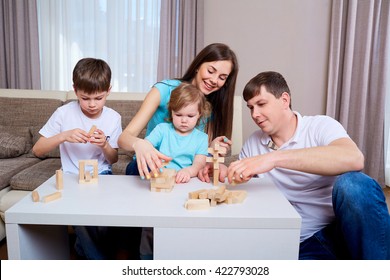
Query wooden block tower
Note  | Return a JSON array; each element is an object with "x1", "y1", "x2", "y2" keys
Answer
[
  {"x1": 79, "y1": 159, "x2": 98, "y2": 184},
  {"x1": 150, "y1": 168, "x2": 176, "y2": 192},
  {"x1": 206, "y1": 143, "x2": 225, "y2": 186}
]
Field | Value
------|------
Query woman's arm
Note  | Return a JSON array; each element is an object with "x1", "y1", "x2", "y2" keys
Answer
[
  {"x1": 118, "y1": 87, "x2": 171, "y2": 178},
  {"x1": 118, "y1": 87, "x2": 161, "y2": 151}
]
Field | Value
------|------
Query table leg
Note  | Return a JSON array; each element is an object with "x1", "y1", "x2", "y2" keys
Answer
[{"x1": 6, "y1": 223, "x2": 69, "y2": 260}]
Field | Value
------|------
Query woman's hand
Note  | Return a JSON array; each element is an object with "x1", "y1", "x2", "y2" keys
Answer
[
  {"x1": 210, "y1": 136, "x2": 232, "y2": 155},
  {"x1": 133, "y1": 139, "x2": 172, "y2": 179}
]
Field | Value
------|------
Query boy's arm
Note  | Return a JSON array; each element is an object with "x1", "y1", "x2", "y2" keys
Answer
[
  {"x1": 100, "y1": 142, "x2": 118, "y2": 164},
  {"x1": 89, "y1": 129, "x2": 118, "y2": 164},
  {"x1": 32, "y1": 128, "x2": 90, "y2": 157}
]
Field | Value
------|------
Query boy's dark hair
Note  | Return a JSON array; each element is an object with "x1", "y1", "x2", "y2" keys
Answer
[
  {"x1": 167, "y1": 83, "x2": 211, "y2": 126},
  {"x1": 73, "y1": 58, "x2": 111, "y2": 94},
  {"x1": 243, "y1": 71, "x2": 292, "y2": 109}
]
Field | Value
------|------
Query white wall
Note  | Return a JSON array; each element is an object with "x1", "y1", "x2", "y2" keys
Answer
[{"x1": 204, "y1": 0, "x2": 332, "y2": 141}]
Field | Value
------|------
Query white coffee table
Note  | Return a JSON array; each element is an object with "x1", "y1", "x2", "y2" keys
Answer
[{"x1": 5, "y1": 174, "x2": 301, "y2": 259}]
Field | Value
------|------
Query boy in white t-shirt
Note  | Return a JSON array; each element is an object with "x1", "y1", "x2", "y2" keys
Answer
[{"x1": 33, "y1": 58, "x2": 140, "y2": 259}]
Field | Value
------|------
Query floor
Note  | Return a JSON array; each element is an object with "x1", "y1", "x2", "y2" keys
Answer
[{"x1": 1, "y1": 187, "x2": 390, "y2": 260}]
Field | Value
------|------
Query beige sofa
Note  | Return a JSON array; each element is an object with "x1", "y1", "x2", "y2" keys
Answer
[{"x1": 0, "y1": 89, "x2": 242, "y2": 241}]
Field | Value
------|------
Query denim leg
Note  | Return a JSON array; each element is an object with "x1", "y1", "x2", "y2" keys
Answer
[
  {"x1": 299, "y1": 223, "x2": 340, "y2": 260},
  {"x1": 333, "y1": 171, "x2": 390, "y2": 259},
  {"x1": 73, "y1": 226, "x2": 108, "y2": 260},
  {"x1": 125, "y1": 160, "x2": 139, "y2": 176}
]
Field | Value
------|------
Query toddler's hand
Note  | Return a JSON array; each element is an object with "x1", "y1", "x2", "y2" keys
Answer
[{"x1": 176, "y1": 169, "x2": 191, "y2": 184}]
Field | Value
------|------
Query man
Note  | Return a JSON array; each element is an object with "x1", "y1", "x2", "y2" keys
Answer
[{"x1": 227, "y1": 71, "x2": 390, "y2": 259}]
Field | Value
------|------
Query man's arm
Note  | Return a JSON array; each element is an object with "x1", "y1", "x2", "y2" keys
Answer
[{"x1": 228, "y1": 137, "x2": 364, "y2": 183}]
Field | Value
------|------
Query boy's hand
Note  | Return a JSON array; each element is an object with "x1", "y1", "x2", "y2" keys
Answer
[
  {"x1": 64, "y1": 128, "x2": 89, "y2": 143},
  {"x1": 89, "y1": 129, "x2": 109, "y2": 148}
]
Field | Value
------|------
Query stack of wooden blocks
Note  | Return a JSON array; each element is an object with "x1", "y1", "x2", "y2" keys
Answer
[
  {"x1": 185, "y1": 185, "x2": 247, "y2": 210},
  {"x1": 150, "y1": 168, "x2": 177, "y2": 192},
  {"x1": 185, "y1": 142, "x2": 247, "y2": 210}
]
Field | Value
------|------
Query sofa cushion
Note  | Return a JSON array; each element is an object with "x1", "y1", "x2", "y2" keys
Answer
[
  {"x1": 27, "y1": 126, "x2": 61, "y2": 158},
  {"x1": 0, "y1": 188, "x2": 30, "y2": 222},
  {"x1": 112, "y1": 155, "x2": 132, "y2": 175},
  {"x1": 10, "y1": 158, "x2": 62, "y2": 191},
  {"x1": 104, "y1": 100, "x2": 146, "y2": 156},
  {"x1": 0, "y1": 156, "x2": 42, "y2": 190},
  {"x1": 0, "y1": 97, "x2": 63, "y2": 127},
  {"x1": 0, "y1": 125, "x2": 32, "y2": 152},
  {"x1": 0, "y1": 132, "x2": 27, "y2": 158}
]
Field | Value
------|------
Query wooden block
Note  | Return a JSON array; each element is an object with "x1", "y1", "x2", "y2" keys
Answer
[
  {"x1": 79, "y1": 159, "x2": 98, "y2": 184},
  {"x1": 150, "y1": 168, "x2": 176, "y2": 191},
  {"x1": 207, "y1": 189, "x2": 216, "y2": 199},
  {"x1": 210, "y1": 199, "x2": 217, "y2": 207},
  {"x1": 84, "y1": 170, "x2": 91, "y2": 182},
  {"x1": 151, "y1": 187, "x2": 173, "y2": 192},
  {"x1": 226, "y1": 191, "x2": 233, "y2": 204},
  {"x1": 198, "y1": 191, "x2": 209, "y2": 199},
  {"x1": 185, "y1": 199, "x2": 210, "y2": 210},
  {"x1": 43, "y1": 192, "x2": 62, "y2": 203},
  {"x1": 88, "y1": 125, "x2": 97, "y2": 136},
  {"x1": 215, "y1": 191, "x2": 228, "y2": 203},
  {"x1": 151, "y1": 180, "x2": 172, "y2": 189},
  {"x1": 216, "y1": 185, "x2": 226, "y2": 194},
  {"x1": 214, "y1": 186, "x2": 228, "y2": 202},
  {"x1": 155, "y1": 177, "x2": 166, "y2": 184},
  {"x1": 213, "y1": 169, "x2": 219, "y2": 186},
  {"x1": 188, "y1": 189, "x2": 208, "y2": 199},
  {"x1": 32, "y1": 191, "x2": 40, "y2": 202},
  {"x1": 231, "y1": 190, "x2": 247, "y2": 203},
  {"x1": 79, "y1": 161, "x2": 85, "y2": 182},
  {"x1": 56, "y1": 169, "x2": 63, "y2": 190}
]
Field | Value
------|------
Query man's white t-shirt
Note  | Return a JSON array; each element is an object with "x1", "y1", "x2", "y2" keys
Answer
[
  {"x1": 239, "y1": 112, "x2": 350, "y2": 242},
  {"x1": 39, "y1": 101, "x2": 122, "y2": 174}
]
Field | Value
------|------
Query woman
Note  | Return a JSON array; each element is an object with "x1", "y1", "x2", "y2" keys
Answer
[{"x1": 118, "y1": 43, "x2": 239, "y2": 180}]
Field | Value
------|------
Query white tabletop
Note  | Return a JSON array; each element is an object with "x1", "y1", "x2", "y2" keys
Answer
[{"x1": 5, "y1": 174, "x2": 301, "y2": 229}]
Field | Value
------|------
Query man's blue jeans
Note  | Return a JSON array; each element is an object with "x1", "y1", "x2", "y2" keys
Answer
[{"x1": 299, "y1": 172, "x2": 390, "y2": 259}]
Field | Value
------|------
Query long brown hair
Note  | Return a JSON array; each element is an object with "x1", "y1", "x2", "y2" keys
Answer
[{"x1": 180, "y1": 43, "x2": 239, "y2": 140}]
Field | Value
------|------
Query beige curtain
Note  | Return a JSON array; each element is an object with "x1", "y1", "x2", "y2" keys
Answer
[
  {"x1": 326, "y1": 0, "x2": 390, "y2": 187},
  {"x1": 157, "y1": 0, "x2": 204, "y2": 80},
  {"x1": 0, "y1": 0, "x2": 40, "y2": 89}
]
